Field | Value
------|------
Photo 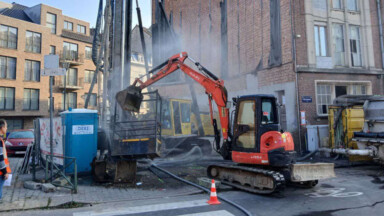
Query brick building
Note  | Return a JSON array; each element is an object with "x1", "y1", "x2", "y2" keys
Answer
[
  {"x1": 0, "y1": 2, "x2": 97, "y2": 130},
  {"x1": 152, "y1": 0, "x2": 384, "y2": 151}
]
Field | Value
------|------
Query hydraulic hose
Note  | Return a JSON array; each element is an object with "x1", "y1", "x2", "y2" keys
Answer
[
  {"x1": 92, "y1": 0, "x2": 103, "y2": 66},
  {"x1": 296, "y1": 150, "x2": 318, "y2": 161},
  {"x1": 150, "y1": 164, "x2": 254, "y2": 216}
]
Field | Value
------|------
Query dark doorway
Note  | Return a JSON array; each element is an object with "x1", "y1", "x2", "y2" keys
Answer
[
  {"x1": 172, "y1": 101, "x2": 182, "y2": 134},
  {"x1": 335, "y1": 86, "x2": 347, "y2": 98},
  {"x1": 276, "y1": 91, "x2": 287, "y2": 131}
]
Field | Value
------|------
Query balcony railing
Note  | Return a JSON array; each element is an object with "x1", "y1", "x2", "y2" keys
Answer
[
  {"x1": 59, "y1": 51, "x2": 84, "y2": 65},
  {"x1": 54, "y1": 77, "x2": 84, "y2": 90}
]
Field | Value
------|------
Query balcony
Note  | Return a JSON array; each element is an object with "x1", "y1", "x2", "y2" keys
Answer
[
  {"x1": 59, "y1": 51, "x2": 84, "y2": 66},
  {"x1": 54, "y1": 77, "x2": 84, "y2": 90}
]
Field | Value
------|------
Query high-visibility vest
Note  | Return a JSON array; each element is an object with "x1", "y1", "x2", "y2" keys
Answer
[{"x1": 0, "y1": 139, "x2": 11, "y2": 175}]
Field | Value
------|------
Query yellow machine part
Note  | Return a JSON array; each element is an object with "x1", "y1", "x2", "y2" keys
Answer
[
  {"x1": 191, "y1": 112, "x2": 220, "y2": 136},
  {"x1": 161, "y1": 99, "x2": 192, "y2": 136},
  {"x1": 328, "y1": 105, "x2": 370, "y2": 161},
  {"x1": 161, "y1": 97, "x2": 220, "y2": 137}
]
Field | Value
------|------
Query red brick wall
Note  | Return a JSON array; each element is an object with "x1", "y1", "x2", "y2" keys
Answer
[
  {"x1": 297, "y1": 72, "x2": 382, "y2": 126},
  {"x1": 152, "y1": 0, "x2": 296, "y2": 89},
  {"x1": 370, "y1": 0, "x2": 384, "y2": 69},
  {"x1": 293, "y1": 0, "x2": 308, "y2": 66}
]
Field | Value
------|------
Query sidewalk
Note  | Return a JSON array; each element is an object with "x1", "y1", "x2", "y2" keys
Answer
[{"x1": 0, "y1": 157, "x2": 203, "y2": 212}]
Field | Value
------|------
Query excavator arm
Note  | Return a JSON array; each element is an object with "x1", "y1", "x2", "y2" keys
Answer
[{"x1": 116, "y1": 52, "x2": 230, "y2": 147}]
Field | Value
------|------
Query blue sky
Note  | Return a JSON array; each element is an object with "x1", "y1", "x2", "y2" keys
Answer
[{"x1": 2, "y1": 0, "x2": 152, "y2": 28}]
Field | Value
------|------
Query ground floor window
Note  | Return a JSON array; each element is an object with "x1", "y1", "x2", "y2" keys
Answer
[
  {"x1": 315, "y1": 81, "x2": 370, "y2": 116},
  {"x1": 6, "y1": 119, "x2": 23, "y2": 131}
]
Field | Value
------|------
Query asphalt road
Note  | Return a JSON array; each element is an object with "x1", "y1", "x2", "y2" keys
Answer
[{"x1": 5, "y1": 164, "x2": 384, "y2": 216}]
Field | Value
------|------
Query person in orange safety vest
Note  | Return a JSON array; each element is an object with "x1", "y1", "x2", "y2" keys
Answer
[{"x1": 0, "y1": 119, "x2": 11, "y2": 203}]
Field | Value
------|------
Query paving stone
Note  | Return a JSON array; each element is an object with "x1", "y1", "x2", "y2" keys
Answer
[
  {"x1": 197, "y1": 177, "x2": 221, "y2": 189},
  {"x1": 23, "y1": 181, "x2": 42, "y2": 190},
  {"x1": 41, "y1": 183, "x2": 57, "y2": 193}
]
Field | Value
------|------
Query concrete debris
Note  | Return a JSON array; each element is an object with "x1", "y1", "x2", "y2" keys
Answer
[
  {"x1": 198, "y1": 177, "x2": 221, "y2": 189},
  {"x1": 23, "y1": 181, "x2": 42, "y2": 190},
  {"x1": 52, "y1": 176, "x2": 71, "y2": 187},
  {"x1": 42, "y1": 183, "x2": 57, "y2": 193}
]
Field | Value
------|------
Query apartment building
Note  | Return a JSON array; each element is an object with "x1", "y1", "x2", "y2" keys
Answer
[
  {"x1": 152, "y1": 0, "x2": 384, "y2": 151},
  {"x1": 0, "y1": 2, "x2": 97, "y2": 130},
  {"x1": 296, "y1": 0, "x2": 382, "y2": 126}
]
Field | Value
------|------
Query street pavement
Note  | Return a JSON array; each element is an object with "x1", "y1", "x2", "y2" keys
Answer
[{"x1": 1, "y1": 157, "x2": 384, "y2": 216}]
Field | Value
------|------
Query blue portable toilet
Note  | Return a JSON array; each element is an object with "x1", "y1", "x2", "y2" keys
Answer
[{"x1": 61, "y1": 109, "x2": 98, "y2": 174}]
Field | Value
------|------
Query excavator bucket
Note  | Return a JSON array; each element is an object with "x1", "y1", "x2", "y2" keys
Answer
[{"x1": 116, "y1": 85, "x2": 143, "y2": 112}]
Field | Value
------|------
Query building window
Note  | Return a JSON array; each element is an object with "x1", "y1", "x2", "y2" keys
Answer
[
  {"x1": 46, "y1": 13, "x2": 56, "y2": 34},
  {"x1": 62, "y1": 92, "x2": 77, "y2": 110},
  {"x1": 66, "y1": 68, "x2": 78, "y2": 86},
  {"x1": 84, "y1": 70, "x2": 96, "y2": 83},
  {"x1": 316, "y1": 84, "x2": 332, "y2": 115},
  {"x1": 333, "y1": 0, "x2": 343, "y2": 9},
  {"x1": 25, "y1": 60, "x2": 40, "y2": 82},
  {"x1": 77, "y1": 24, "x2": 86, "y2": 34},
  {"x1": 333, "y1": 24, "x2": 345, "y2": 66},
  {"x1": 313, "y1": 0, "x2": 327, "y2": 10},
  {"x1": 84, "y1": 93, "x2": 97, "y2": 107},
  {"x1": 351, "y1": 85, "x2": 367, "y2": 95},
  {"x1": 63, "y1": 42, "x2": 78, "y2": 61},
  {"x1": 64, "y1": 21, "x2": 73, "y2": 31},
  {"x1": 0, "y1": 56, "x2": 16, "y2": 79},
  {"x1": 347, "y1": 0, "x2": 358, "y2": 11},
  {"x1": 349, "y1": 26, "x2": 362, "y2": 67},
  {"x1": 85, "y1": 47, "x2": 92, "y2": 59},
  {"x1": 0, "y1": 25, "x2": 17, "y2": 49},
  {"x1": 314, "y1": 25, "x2": 327, "y2": 57},
  {"x1": 25, "y1": 31, "x2": 41, "y2": 53},
  {"x1": 0, "y1": 87, "x2": 15, "y2": 110},
  {"x1": 6, "y1": 119, "x2": 23, "y2": 130},
  {"x1": 50, "y1": 45, "x2": 56, "y2": 55},
  {"x1": 23, "y1": 89, "x2": 39, "y2": 110}
]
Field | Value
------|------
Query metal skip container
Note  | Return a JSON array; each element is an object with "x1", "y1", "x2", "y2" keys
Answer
[{"x1": 61, "y1": 109, "x2": 98, "y2": 173}]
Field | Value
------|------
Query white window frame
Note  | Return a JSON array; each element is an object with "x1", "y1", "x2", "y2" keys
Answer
[
  {"x1": 349, "y1": 25, "x2": 362, "y2": 67},
  {"x1": 314, "y1": 25, "x2": 328, "y2": 57},
  {"x1": 333, "y1": 23, "x2": 345, "y2": 66},
  {"x1": 347, "y1": 0, "x2": 359, "y2": 12},
  {"x1": 315, "y1": 80, "x2": 371, "y2": 116},
  {"x1": 332, "y1": 0, "x2": 343, "y2": 10}
]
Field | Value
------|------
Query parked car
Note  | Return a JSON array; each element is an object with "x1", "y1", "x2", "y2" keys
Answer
[{"x1": 5, "y1": 129, "x2": 34, "y2": 156}]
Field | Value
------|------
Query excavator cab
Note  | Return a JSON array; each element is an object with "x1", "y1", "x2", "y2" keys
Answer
[
  {"x1": 232, "y1": 95, "x2": 280, "y2": 152},
  {"x1": 230, "y1": 95, "x2": 296, "y2": 166}
]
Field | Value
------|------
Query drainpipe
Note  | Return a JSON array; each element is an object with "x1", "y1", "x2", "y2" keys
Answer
[
  {"x1": 376, "y1": 0, "x2": 384, "y2": 94},
  {"x1": 290, "y1": 0, "x2": 302, "y2": 154},
  {"x1": 377, "y1": 0, "x2": 384, "y2": 69}
]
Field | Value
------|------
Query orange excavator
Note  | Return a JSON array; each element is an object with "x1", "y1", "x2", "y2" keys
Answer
[{"x1": 116, "y1": 52, "x2": 335, "y2": 194}]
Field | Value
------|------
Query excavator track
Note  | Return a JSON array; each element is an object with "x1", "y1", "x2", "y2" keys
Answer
[{"x1": 207, "y1": 164, "x2": 286, "y2": 194}]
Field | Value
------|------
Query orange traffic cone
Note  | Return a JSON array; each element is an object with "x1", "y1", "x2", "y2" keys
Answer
[{"x1": 207, "y1": 179, "x2": 221, "y2": 205}]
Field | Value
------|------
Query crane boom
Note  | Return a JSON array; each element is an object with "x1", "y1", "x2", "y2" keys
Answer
[{"x1": 116, "y1": 52, "x2": 230, "y2": 143}]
